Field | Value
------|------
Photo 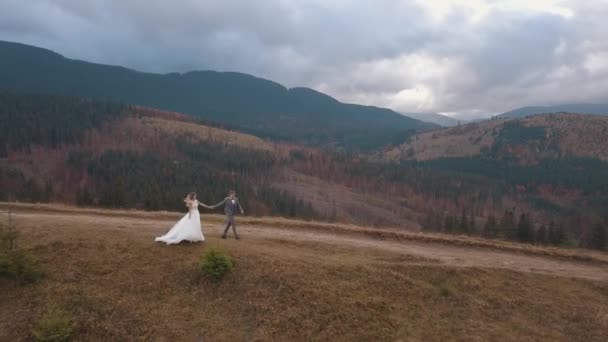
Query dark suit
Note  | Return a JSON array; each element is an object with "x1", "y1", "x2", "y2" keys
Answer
[{"x1": 212, "y1": 197, "x2": 244, "y2": 238}]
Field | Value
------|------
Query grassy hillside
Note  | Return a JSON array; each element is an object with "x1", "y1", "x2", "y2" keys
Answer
[
  {"x1": 386, "y1": 113, "x2": 608, "y2": 163},
  {"x1": 499, "y1": 104, "x2": 608, "y2": 118},
  {"x1": 0, "y1": 41, "x2": 435, "y2": 150},
  {"x1": 2, "y1": 207, "x2": 608, "y2": 341},
  {"x1": 381, "y1": 113, "x2": 608, "y2": 244}
]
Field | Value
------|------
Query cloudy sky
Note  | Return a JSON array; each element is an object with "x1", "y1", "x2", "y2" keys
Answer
[{"x1": 1, "y1": 0, "x2": 607, "y2": 118}]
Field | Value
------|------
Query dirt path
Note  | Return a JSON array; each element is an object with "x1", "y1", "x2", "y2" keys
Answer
[
  {"x1": 12, "y1": 211, "x2": 608, "y2": 282},
  {"x1": 249, "y1": 227, "x2": 608, "y2": 281}
]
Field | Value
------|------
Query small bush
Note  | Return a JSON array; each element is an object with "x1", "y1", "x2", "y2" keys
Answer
[
  {"x1": 0, "y1": 249, "x2": 44, "y2": 284},
  {"x1": 0, "y1": 221, "x2": 43, "y2": 284},
  {"x1": 439, "y1": 283, "x2": 455, "y2": 298},
  {"x1": 200, "y1": 248, "x2": 233, "y2": 281},
  {"x1": 33, "y1": 307, "x2": 74, "y2": 342}
]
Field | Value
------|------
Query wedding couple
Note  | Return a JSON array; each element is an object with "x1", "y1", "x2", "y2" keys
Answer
[{"x1": 155, "y1": 190, "x2": 244, "y2": 245}]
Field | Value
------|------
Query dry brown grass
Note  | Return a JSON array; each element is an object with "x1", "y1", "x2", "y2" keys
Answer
[
  {"x1": 275, "y1": 170, "x2": 420, "y2": 227},
  {"x1": 385, "y1": 119, "x2": 505, "y2": 161},
  {"x1": 1, "y1": 209, "x2": 608, "y2": 341},
  {"x1": 526, "y1": 113, "x2": 608, "y2": 162},
  {"x1": 141, "y1": 116, "x2": 275, "y2": 151},
  {"x1": 386, "y1": 113, "x2": 608, "y2": 163},
  {"x1": 3, "y1": 202, "x2": 607, "y2": 265}
]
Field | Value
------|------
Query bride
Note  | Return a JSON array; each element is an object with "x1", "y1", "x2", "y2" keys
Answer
[{"x1": 155, "y1": 192, "x2": 211, "y2": 245}]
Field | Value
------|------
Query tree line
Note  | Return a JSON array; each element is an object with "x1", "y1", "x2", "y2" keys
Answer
[
  {"x1": 421, "y1": 209, "x2": 607, "y2": 250},
  {"x1": 68, "y1": 140, "x2": 321, "y2": 221},
  {"x1": 0, "y1": 91, "x2": 126, "y2": 155}
]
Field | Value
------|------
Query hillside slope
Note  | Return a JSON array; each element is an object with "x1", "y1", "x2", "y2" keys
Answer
[
  {"x1": 382, "y1": 113, "x2": 608, "y2": 230},
  {"x1": 0, "y1": 41, "x2": 435, "y2": 149},
  {"x1": 2, "y1": 206, "x2": 608, "y2": 341},
  {"x1": 499, "y1": 104, "x2": 608, "y2": 118},
  {"x1": 386, "y1": 113, "x2": 608, "y2": 162}
]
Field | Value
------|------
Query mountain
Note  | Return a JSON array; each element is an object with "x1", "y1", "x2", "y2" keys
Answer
[
  {"x1": 2, "y1": 91, "x2": 607, "y2": 248},
  {"x1": 0, "y1": 41, "x2": 435, "y2": 150},
  {"x1": 499, "y1": 104, "x2": 608, "y2": 118},
  {"x1": 401, "y1": 112, "x2": 462, "y2": 127}
]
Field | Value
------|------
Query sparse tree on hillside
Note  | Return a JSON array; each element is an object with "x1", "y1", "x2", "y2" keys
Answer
[
  {"x1": 517, "y1": 213, "x2": 534, "y2": 243},
  {"x1": 76, "y1": 187, "x2": 93, "y2": 206},
  {"x1": 444, "y1": 214, "x2": 456, "y2": 233},
  {"x1": 458, "y1": 209, "x2": 469, "y2": 234},
  {"x1": 499, "y1": 210, "x2": 517, "y2": 239},
  {"x1": 548, "y1": 221, "x2": 566, "y2": 246},
  {"x1": 483, "y1": 214, "x2": 499, "y2": 238},
  {"x1": 589, "y1": 223, "x2": 607, "y2": 251},
  {"x1": 469, "y1": 214, "x2": 477, "y2": 235},
  {"x1": 535, "y1": 224, "x2": 548, "y2": 245},
  {"x1": 421, "y1": 211, "x2": 442, "y2": 232}
]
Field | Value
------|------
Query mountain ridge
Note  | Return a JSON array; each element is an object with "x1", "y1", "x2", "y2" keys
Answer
[
  {"x1": 401, "y1": 112, "x2": 462, "y2": 127},
  {"x1": 0, "y1": 40, "x2": 435, "y2": 149},
  {"x1": 499, "y1": 104, "x2": 608, "y2": 118}
]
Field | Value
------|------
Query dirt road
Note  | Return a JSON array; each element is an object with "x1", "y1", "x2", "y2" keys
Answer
[{"x1": 11, "y1": 210, "x2": 608, "y2": 282}]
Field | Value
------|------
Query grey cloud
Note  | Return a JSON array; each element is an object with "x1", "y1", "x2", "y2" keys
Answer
[{"x1": 0, "y1": 0, "x2": 607, "y2": 118}]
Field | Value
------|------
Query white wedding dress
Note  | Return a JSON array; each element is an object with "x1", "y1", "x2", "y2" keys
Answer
[{"x1": 155, "y1": 200, "x2": 205, "y2": 244}]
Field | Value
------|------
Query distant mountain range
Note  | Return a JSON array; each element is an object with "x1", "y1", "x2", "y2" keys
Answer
[
  {"x1": 401, "y1": 112, "x2": 462, "y2": 127},
  {"x1": 0, "y1": 40, "x2": 435, "y2": 150},
  {"x1": 499, "y1": 104, "x2": 608, "y2": 118}
]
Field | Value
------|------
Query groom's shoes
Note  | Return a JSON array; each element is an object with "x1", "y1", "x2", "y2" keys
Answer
[{"x1": 221, "y1": 235, "x2": 227, "y2": 239}]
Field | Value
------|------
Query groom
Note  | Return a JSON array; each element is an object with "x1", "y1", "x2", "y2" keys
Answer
[{"x1": 212, "y1": 190, "x2": 245, "y2": 239}]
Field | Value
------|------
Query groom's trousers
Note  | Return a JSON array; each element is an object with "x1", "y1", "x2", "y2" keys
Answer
[{"x1": 222, "y1": 216, "x2": 239, "y2": 239}]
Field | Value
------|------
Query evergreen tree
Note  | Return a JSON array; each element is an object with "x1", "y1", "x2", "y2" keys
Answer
[
  {"x1": 535, "y1": 224, "x2": 548, "y2": 245},
  {"x1": 548, "y1": 221, "x2": 566, "y2": 246},
  {"x1": 26, "y1": 179, "x2": 42, "y2": 203},
  {"x1": 517, "y1": 213, "x2": 534, "y2": 243},
  {"x1": 444, "y1": 214, "x2": 455, "y2": 233},
  {"x1": 499, "y1": 210, "x2": 516, "y2": 239},
  {"x1": 484, "y1": 214, "x2": 498, "y2": 238},
  {"x1": 421, "y1": 211, "x2": 434, "y2": 231},
  {"x1": 422, "y1": 211, "x2": 443, "y2": 232},
  {"x1": 42, "y1": 181, "x2": 53, "y2": 202},
  {"x1": 469, "y1": 214, "x2": 477, "y2": 235},
  {"x1": 458, "y1": 209, "x2": 469, "y2": 234},
  {"x1": 589, "y1": 224, "x2": 607, "y2": 251}
]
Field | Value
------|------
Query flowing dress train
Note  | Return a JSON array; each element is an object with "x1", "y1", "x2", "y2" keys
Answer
[{"x1": 155, "y1": 200, "x2": 205, "y2": 244}]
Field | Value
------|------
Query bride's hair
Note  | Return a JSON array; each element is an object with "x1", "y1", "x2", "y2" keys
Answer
[{"x1": 184, "y1": 192, "x2": 197, "y2": 206}]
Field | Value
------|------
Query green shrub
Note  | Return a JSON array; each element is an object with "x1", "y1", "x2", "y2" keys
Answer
[
  {"x1": 438, "y1": 283, "x2": 456, "y2": 298},
  {"x1": 0, "y1": 249, "x2": 44, "y2": 284},
  {"x1": 0, "y1": 222, "x2": 43, "y2": 284},
  {"x1": 32, "y1": 307, "x2": 74, "y2": 342},
  {"x1": 200, "y1": 248, "x2": 233, "y2": 281}
]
